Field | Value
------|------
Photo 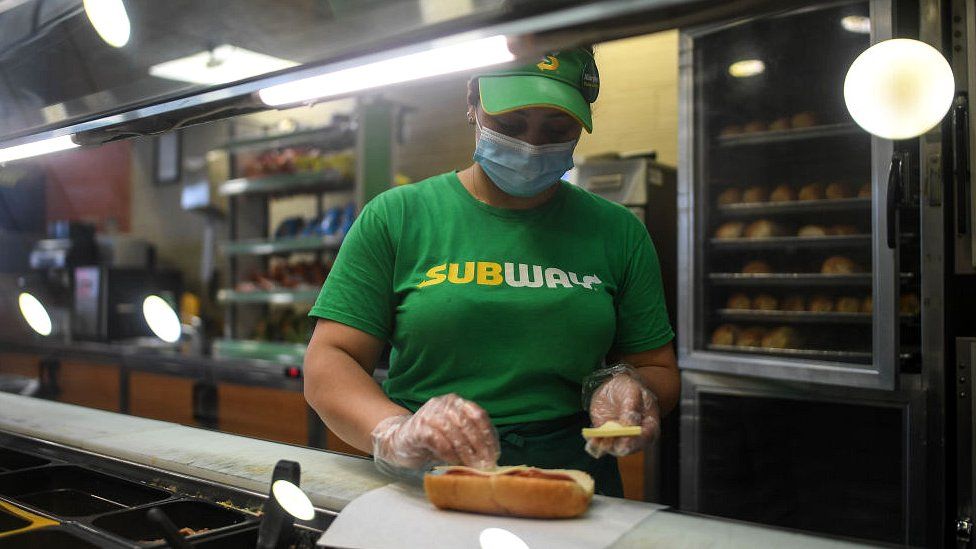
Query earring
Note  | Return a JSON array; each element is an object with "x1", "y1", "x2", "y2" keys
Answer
[{"x1": 467, "y1": 114, "x2": 475, "y2": 125}]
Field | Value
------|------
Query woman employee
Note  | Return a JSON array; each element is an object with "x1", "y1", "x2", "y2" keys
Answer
[{"x1": 304, "y1": 47, "x2": 678, "y2": 497}]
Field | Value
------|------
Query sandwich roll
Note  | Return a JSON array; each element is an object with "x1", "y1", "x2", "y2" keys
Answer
[{"x1": 424, "y1": 465, "x2": 594, "y2": 519}]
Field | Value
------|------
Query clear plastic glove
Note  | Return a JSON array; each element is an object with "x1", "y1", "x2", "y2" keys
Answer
[
  {"x1": 371, "y1": 393, "x2": 500, "y2": 481},
  {"x1": 582, "y1": 364, "x2": 660, "y2": 459}
]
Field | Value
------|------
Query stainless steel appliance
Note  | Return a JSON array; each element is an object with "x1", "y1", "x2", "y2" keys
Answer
[
  {"x1": 73, "y1": 267, "x2": 183, "y2": 342},
  {"x1": 677, "y1": 2, "x2": 941, "y2": 545}
]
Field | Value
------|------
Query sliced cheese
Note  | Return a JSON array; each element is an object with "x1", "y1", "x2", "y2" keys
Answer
[
  {"x1": 581, "y1": 421, "x2": 642, "y2": 439},
  {"x1": 432, "y1": 465, "x2": 595, "y2": 494}
]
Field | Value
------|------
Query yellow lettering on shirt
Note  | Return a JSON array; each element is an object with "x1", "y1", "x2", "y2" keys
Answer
[
  {"x1": 418, "y1": 264, "x2": 447, "y2": 288},
  {"x1": 477, "y1": 262, "x2": 503, "y2": 285},
  {"x1": 448, "y1": 262, "x2": 475, "y2": 284}
]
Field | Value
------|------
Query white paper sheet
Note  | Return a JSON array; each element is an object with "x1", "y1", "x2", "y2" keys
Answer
[{"x1": 318, "y1": 482, "x2": 663, "y2": 549}]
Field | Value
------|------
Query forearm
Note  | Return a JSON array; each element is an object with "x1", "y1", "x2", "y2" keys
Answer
[
  {"x1": 634, "y1": 364, "x2": 679, "y2": 415},
  {"x1": 304, "y1": 345, "x2": 408, "y2": 454}
]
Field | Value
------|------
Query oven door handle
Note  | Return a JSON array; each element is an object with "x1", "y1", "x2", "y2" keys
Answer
[
  {"x1": 886, "y1": 153, "x2": 902, "y2": 249},
  {"x1": 954, "y1": 92, "x2": 971, "y2": 235}
]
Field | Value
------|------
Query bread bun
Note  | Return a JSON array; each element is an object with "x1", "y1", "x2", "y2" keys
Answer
[
  {"x1": 857, "y1": 183, "x2": 872, "y2": 198},
  {"x1": 711, "y1": 324, "x2": 738, "y2": 345},
  {"x1": 717, "y1": 187, "x2": 743, "y2": 205},
  {"x1": 769, "y1": 117, "x2": 791, "y2": 131},
  {"x1": 791, "y1": 112, "x2": 818, "y2": 128},
  {"x1": 752, "y1": 294, "x2": 778, "y2": 311},
  {"x1": 828, "y1": 224, "x2": 859, "y2": 236},
  {"x1": 737, "y1": 327, "x2": 765, "y2": 347},
  {"x1": 720, "y1": 125, "x2": 743, "y2": 137},
  {"x1": 726, "y1": 293, "x2": 752, "y2": 310},
  {"x1": 821, "y1": 255, "x2": 858, "y2": 274},
  {"x1": 744, "y1": 219, "x2": 785, "y2": 239},
  {"x1": 762, "y1": 327, "x2": 800, "y2": 349},
  {"x1": 424, "y1": 466, "x2": 593, "y2": 519},
  {"x1": 715, "y1": 221, "x2": 746, "y2": 239},
  {"x1": 742, "y1": 185, "x2": 768, "y2": 203},
  {"x1": 797, "y1": 225, "x2": 828, "y2": 237},
  {"x1": 743, "y1": 120, "x2": 767, "y2": 133},
  {"x1": 742, "y1": 260, "x2": 773, "y2": 274},
  {"x1": 808, "y1": 295, "x2": 834, "y2": 312},
  {"x1": 900, "y1": 293, "x2": 920, "y2": 315},
  {"x1": 769, "y1": 184, "x2": 797, "y2": 202},
  {"x1": 825, "y1": 182, "x2": 854, "y2": 199},
  {"x1": 861, "y1": 296, "x2": 873, "y2": 314},
  {"x1": 781, "y1": 295, "x2": 806, "y2": 311},
  {"x1": 836, "y1": 297, "x2": 861, "y2": 313},
  {"x1": 798, "y1": 182, "x2": 825, "y2": 201}
]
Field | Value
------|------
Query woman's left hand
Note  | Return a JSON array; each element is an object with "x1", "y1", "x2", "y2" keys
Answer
[{"x1": 585, "y1": 366, "x2": 660, "y2": 458}]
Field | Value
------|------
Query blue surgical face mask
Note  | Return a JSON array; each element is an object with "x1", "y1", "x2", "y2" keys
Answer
[{"x1": 473, "y1": 115, "x2": 578, "y2": 198}]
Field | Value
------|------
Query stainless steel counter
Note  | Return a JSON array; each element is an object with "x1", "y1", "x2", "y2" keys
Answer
[{"x1": 0, "y1": 393, "x2": 876, "y2": 548}]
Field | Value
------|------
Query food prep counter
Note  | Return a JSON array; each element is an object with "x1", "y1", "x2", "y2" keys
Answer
[{"x1": 0, "y1": 393, "x2": 877, "y2": 548}]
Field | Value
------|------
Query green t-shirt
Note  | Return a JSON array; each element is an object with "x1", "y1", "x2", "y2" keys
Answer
[{"x1": 309, "y1": 172, "x2": 673, "y2": 425}]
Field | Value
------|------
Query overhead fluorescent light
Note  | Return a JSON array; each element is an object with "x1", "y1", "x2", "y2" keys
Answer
[
  {"x1": 84, "y1": 0, "x2": 131, "y2": 48},
  {"x1": 0, "y1": 135, "x2": 78, "y2": 163},
  {"x1": 258, "y1": 35, "x2": 514, "y2": 107},
  {"x1": 728, "y1": 59, "x2": 765, "y2": 78},
  {"x1": 149, "y1": 45, "x2": 298, "y2": 86},
  {"x1": 841, "y1": 15, "x2": 871, "y2": 34}
]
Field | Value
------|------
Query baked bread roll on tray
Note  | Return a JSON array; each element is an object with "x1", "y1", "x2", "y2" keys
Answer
[
  {"x1": 714, "y1": 221, "x2": 746, "y2": 239},
  {"x1": 857, "y1": 183, "x2": 872, "y2": 198},
  {"x1": 424, "y1": 466, "x2": 594, "y2": 519},
  {"x1": 825, "y1": 181, "x2": 853, "y2": 199},
  {"x1": 743, "y1": 120, "x2": 767, "y2": 133},
  {"x1": 835, "y1": 297, "x2": 861, "y2": 313},
  {"x1": 762, "y1": 327, "x2": 800, "y2": 349},
  {"x1": 798, "y1": 182, "x2": 825, "y2": 201},
  {"x1": 797, "y1": 225, "x2": 828, "y2": 237},
  {"x1": 768, "y1": 117, "x2": 791, "y2": 131},
  {"x1": 900, "y1": 293, "x2": 921, "y2": 315},
  {"x1": 717, "y1": 187, "x2": 743, "y2": 206},
  {"x1": 744, "y1": 219, "x2": 786, "y2": 239},
  {"x1": 711, "y1": 324, "x2": 738, "y2": 345},
  {"x1": 742, "y1": 185, "x2": 768, "y2": 203},
  {"x1": 726, "y1": 293, "x2": 752, "y2": 310},
  {"x1": 821, "y1": 255, "x2": 859, "y2": 274},
  {"x1": 752, "y1": 294, "x2": 779, "y2": 311},
  {"x1": 808, "y1": 295, "x2": 834, "y2": 312},
  {"x1": 736, "y1": 327, "x2": 766, "y2": 347},
  {"x1": 741, "y1": 260, "x2": 774, "y2": 274},
  {"x1": 791, "y1": 111, "x2": 818, "y2": 128},
  {"x1": 719, "y1": 125, "x2": 743, "y2": 137},
  {"x1": 828, "y1": 224, "x2": 859, "y2": 236},
  {"x1": 861, "y1": 296, "x2": 873, "y2": 314},
  {"x1": 769, "y1": 184, "x2": 797, "y2": 202}
]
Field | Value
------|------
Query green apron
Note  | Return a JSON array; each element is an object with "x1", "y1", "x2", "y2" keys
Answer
[{"x1": 495, "y1": 412, "x2": 623, "y2": 498}]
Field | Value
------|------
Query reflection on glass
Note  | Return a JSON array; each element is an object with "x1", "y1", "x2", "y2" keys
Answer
[
  {"x1": 149, "y1": 45, "x2": 298, "y2": 86},
  {"x1": 18, "y1": 292, "x2": 52, "y2": 336},
  {"x1": 479, "y1": 528, "x2": 530, "y2": 549},
  {"x1": 83, "y1": 0, "x2": 130, "y2": 48},
  {"x1": 142, "y1": 295, "x2": 181, "y2": 343}
]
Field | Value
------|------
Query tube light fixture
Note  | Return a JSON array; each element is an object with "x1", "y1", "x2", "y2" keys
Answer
[
  {"x1": 728, "y1": 59, "x2": 765, "y2": 78},
  {"x1": 18, "y1": 293, "x2": 53, "y2": 337},
  {"x1": 143, "y1": 295, "x2": 182, "y2": 343},
  {"x1": 0, "y1": 135, "x2": 78, "y2": 164},
  {"x1": 83, "y1": 0, "x2": 131, "y2": 48},
  {"x1": 149, "y1": 45, "x2": 298, "y2": 86},
  {"x1": 258, "y1": 35, "x2": 515, "y2": 107},
  {"x1": 844, "y1": 38, "x2": 954, "y2": 139},
  {"x1": 840, "y1": 15, "x2": 871, "y2": 34}
]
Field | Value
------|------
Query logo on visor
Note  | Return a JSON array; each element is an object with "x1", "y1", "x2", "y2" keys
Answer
[
  {"x1": 581, "y1": 60, "x2": 600, "y2": 103},
  {"x1": 537, "y1": 55, "x2": 559, "y2": 72}
]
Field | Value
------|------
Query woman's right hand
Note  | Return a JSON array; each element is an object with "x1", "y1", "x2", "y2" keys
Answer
[{"x1": 371, "y1": 393, "x2": 500, "y2": 476}]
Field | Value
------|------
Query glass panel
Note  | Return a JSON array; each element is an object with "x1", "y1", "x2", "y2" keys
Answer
[
  {"x1": 698, "y1": 392, "x2": 904, "y2": 544},
  {"x1": 694, "y1": 3, "x2": 879, "y2": 366},
  {"x1": 0, "y1": 0, "x2": 517, "y2": 141}
]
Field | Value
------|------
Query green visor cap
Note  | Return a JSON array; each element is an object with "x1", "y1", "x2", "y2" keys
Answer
[{"x1": 478, "y1": 47, "x2": 599, "y2": 133}]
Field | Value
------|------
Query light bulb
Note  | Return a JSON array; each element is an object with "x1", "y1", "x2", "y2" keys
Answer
[
  {"x1": 83, "y1": 0, "x2": 131, "y2": 48},
  {"x1": 143, "y1": 295, "x2": 181, "y2": 343},
  {"x1": 844, "y1": 39, "x2": 954, "y2": 139},
  {"x1": 18, "y1": 293, "x2": 52, "y2": 336}
]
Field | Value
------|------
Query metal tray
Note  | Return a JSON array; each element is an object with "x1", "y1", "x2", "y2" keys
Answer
[
  {"x1": 716, "y1": 122, "x2": 862, "y2": 147},
  {"x1": 708, "y1": 273, "x2": 873, "y2": 286},
  {"x1": 0, "y1": 525, "x2": 121, "y2": 548},
  {"x1": 715, "y1": 197, "x2": 871, "y2": 217},
  {"x1": 715, "y1": 309, "x2": 873, "y2": 324},
  {"x1": 710, "y1": 234, "x2": 871, "y2": 250},
  {"x1": 707, "y1": 343, "x2": 872, "y2": 361},
  {"x1": 0, "y1": 505, "x2": 32, "y2": 533},
  {"x1": 0, "y1": 448, "x2": 49, "y2": 473},
  {"x1": 91, "y1": 499, "x2": 249, "y2": 546}
]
